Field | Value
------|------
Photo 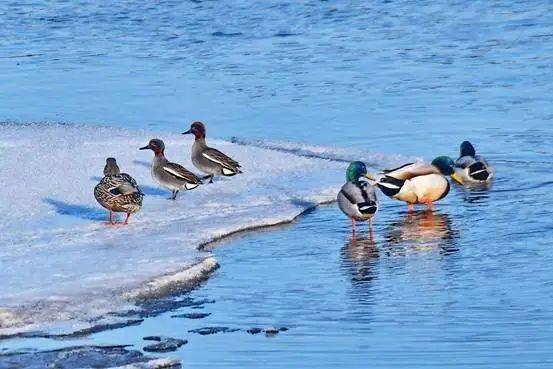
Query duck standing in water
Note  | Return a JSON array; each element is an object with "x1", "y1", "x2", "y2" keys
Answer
[
  {"x1": 373, "y1": 157, "x2": 461, "y2": 212},
  {"x1": 182, "y1": 121, "x2": 242, "y2": 183},
  {"x1": 337, "y1": 161, "x2": 379, "y2": 234},
  {"x1": 139, "y1": 139, "x2": 202, "y2": 200},
  {"x1": 94, "y1": 158, "x2": 143, "y2": 225},
  {"x1": 453, "y1": 141, "x2": 494, "y2": 184}
]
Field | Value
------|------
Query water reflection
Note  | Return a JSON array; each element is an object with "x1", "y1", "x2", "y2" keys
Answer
[
  {"x1": 340, "y1": 234, "x2": 379, "y2": 286},
  {"x1": 454, "y1": 182, "x2": 493, "y2": 204},
  {"x1": 383, "y1": 211, "x2": 458, "y2": 255}
]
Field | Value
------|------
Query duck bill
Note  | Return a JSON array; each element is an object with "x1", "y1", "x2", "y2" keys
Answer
[
  {"x1": 182, "y1": 129, "x2": 192, "y2": 135},
  {"x1": 364, "y1": 173, "x2": 376, "y2": 181},
  {"x1": 138, "y1": 145, "x2": 149, "y2": 150},
  {"x1": 451, "y1": 172, "x2": 464, "y2": 185}
]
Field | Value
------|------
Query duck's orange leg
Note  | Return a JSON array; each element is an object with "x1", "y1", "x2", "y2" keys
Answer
[
  {"x1": 407, "y1": 204, "x2": 415, "y2": 213},
  {"x1": 351, "y1": 218, "x2": 356, "y2": 235},
  {"x1": 419, "y1": 197, "x2": 434, "y2": 212},
  {"x1": 124, "y1": 213, "x2": 131, "y2": 225}
]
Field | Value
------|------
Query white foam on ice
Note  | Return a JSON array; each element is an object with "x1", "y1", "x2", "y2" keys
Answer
[
  {"x1": 0, "y1": 122, "x2": 412, "y2": 336},
  {"x1": 230, "y1": 137, "x2": 422, "y2": 168}
]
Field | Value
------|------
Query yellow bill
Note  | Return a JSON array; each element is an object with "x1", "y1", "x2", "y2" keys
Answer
[
  {"x1": 364, "y1": 173, "x2": 376, "y2": 181},
  {"x1": 451, "y1": 172, "x2": 464, "y2": 185}
]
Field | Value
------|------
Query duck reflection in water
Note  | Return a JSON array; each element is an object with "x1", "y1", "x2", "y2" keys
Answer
[
  {"x1": 341, "y1": 233, "x2": 379, "y2": 286},
  {"x1": 384, "y1": 211, "x2": 458, "y2": 255},
  {"x1": 456, "y1": 182, "x2": 493, "y2": 204}
]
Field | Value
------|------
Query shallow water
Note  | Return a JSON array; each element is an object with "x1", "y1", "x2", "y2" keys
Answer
[{"x1": 2, "y1": 0, "x2": 553, "y2": 367}]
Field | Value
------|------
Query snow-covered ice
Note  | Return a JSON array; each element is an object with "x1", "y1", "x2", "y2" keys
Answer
[{"x1": 0, "y1": 122, "x2": 409, "y2": 336}]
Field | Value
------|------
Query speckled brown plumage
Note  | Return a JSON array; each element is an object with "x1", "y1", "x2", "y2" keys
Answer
[{"x1": 94, "y1": 158, "x2": 143, "y2": 224}]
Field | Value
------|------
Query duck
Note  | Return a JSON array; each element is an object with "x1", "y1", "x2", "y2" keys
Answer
[
  {"x1": 139, "y1": 139, "x2": 202, "y2": 200},
  {"x1": 94, "y1": 157, "x2": 143, "y2": 225},
  {"x1": 182, "y1": 121, "x2": 242, "y2": 183},
  {"x1": 372, "y1": 156, "x2": 461, "y2": 212},
  {"x1": 337, "y1": 161, "x2": 378, "y2": 234},
  {"x1": 453, "y1": 141, "x2": 493, "y2": 184}
]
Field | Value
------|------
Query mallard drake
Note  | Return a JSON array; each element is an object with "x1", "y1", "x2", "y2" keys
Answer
[
  {"x1": 182, "y1": 121, "x2": 242, "y2": 183},
  {"x1": 139, "y1": 139, "x2": 202, "y2": 200},
  {"x1": 94, "y1": 157, "x2": 143, "y2": 225},
  {"x1": 373, "y1": 157, "x2": 459, "y2": 212},
  {"x1": 453, "y1": 141, "x2": 493, "y2": 184},
  {"x1": 337, "y1": 161, "x2": 378, "y2": 234}
]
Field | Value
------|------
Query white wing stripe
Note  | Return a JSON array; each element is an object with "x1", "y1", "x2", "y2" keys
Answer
[
  {"x1": 202, "y1": 152, "x2": 225, "y2": 166},
  {"x1": 379, "y1": 182, "x2": 400, "y2": 189},
  {"x1": 163, "y1": 166, "x2": 188, "y2": 180}
]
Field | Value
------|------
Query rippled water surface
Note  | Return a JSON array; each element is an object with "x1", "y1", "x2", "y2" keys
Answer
[{"x1": 2, "y1": 0, "x2": 553, "y2": 367}]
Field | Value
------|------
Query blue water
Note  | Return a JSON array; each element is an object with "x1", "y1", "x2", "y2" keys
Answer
[{"x1": 2, "y1": 0, "x2": 553, "y2": 367}]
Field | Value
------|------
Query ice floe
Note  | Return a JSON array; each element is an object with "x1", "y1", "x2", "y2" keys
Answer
[{"x1": 0, "y1": 122, "x2": 411, "y2": 336}]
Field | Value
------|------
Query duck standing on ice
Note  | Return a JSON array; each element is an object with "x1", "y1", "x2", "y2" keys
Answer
[
  {"x1": 182, "y1": 121, "x2": 242, "y2": 183},
  {"x1": 94, "y1": 158, "x2": 143, "y2": 225},
  {"x1": 371, "y1": 157, "x2": 461, "y2": 212},
  {"x1": 453, "y1": 141, "x2": 494, "y2": 184},
  {"x1": 139, "y1": 139, "x2": 202, "y2": 200},
  {"x1": 337, "y1": 161, "x2": 379, "y2": 234}
]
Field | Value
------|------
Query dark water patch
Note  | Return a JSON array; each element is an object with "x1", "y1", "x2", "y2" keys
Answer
[
  {"x1": 264, "y1": 327, "x2": 280, "y2": 337},
  {"x1": 274, "y1": 32, "x2": 299, "y2": 37},
  {"x1": 171, "y1": 312, "x2": 211, "y2": 319},
  {"x1": 211, "y1": 31, "x2": 243, "y2": 37},
  {"x1": 188, "y1": 327, "x2": 240, "y2": 335},
  {"x1": 0, "y1": 54, "x2": 44, "y2": 59}
]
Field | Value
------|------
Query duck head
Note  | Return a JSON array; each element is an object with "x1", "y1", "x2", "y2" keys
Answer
[
  {"x1": 139, "y1": 139, "x2": 165, "y2": 155},
  {"x1": 460, "y1": 141, "x2": 476, "y2": 157},
  {"x1": 431, "y1": 156, "x2": 463, "y2": 184},
  {"x1": 104, "y1": 157, "x2": 121, "y2": 176},
  {"x1": 182, "y1": 121, "x2": 206, "y2": 139},
  {"x1": 346, "y1": 161, "x2": 374, "y2": 183}
]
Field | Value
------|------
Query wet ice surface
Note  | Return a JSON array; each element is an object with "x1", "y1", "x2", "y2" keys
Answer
[{"x1": 0, "y1": 123, "x2": 363, "y2": 336}]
